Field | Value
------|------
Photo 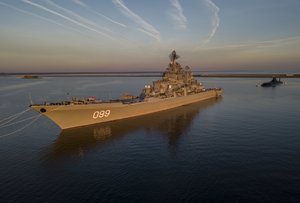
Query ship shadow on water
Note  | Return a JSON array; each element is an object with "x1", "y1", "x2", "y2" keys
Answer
[{"x1": 44, "y1": 98, "x2": 221, "y2": 163}]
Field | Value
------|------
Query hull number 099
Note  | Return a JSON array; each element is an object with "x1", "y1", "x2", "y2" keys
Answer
[{"x1": 93, "y1": 110, "x2": 111, "y2": 119}]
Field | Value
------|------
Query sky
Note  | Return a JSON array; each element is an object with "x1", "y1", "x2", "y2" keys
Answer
[{"x1": 0, "y1": 0, "x2": 300, "y2": 73}]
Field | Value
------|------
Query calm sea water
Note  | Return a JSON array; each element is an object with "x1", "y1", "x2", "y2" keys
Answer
[{"x1": 0, "y1": 76, "x2": 300, "y2": 202}]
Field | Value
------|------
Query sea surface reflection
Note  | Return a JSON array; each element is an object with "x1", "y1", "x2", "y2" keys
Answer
[
  {"x1": 46, "y1": 98, "x2": 221, "y2": 162},
  {"x1": 2, "y1": 76, "x2": 300, "y2": 202}
]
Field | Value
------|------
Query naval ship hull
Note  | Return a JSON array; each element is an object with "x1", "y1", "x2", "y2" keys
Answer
[{"x1": 31, "y1": 89, "x2": 222, "y2": 129}]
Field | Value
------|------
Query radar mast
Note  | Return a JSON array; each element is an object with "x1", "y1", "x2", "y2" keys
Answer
[{"x1": 169, "y1": 50, "x2": 180, "y2": 72}]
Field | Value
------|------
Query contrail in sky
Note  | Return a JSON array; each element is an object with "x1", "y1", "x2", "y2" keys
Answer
[
  {"x1": 0, "y1": 1, "x2": 88, "y2": 36},
  {"x1": 72, "y1": 0, "x2": 126, "y2": 28},
  {"x1": 203, "y1": 0, "x2": 220, "y2": 44},
  {"x1": 71, "y1": 0, "x2": 87, "y2": 8},
  {"x1": 0, "y1": 1, "x2": 63, "y2": 28},
  {"x1": 137, "y1": 28, "x2": 161, "y2": 41},
  {"x1": 203, "y1": 36, "x2": 300, "y2": 50},
  {"x1": 45, "y1": 0, "x2": 111, "y2": 32},
  {"x1": 169, "y1": 0, "x2": 187, "y2": 29},
  {"x1": 21, "y1": 0, "x2": 115, "y2": 40},
  {"x1": 112, "y1": 0, "x2": 161, "y2": 41}
]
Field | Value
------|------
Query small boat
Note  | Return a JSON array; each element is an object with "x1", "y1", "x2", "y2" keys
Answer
[{"x1": 261, "y1": 77, "x2": 283, "y2": 87}]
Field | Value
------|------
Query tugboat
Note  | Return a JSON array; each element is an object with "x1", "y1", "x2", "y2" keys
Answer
[
  {"x1": 261, "y1": 77, "x2": 283, "y2": 87},
  {"x1": 31, "y1": 50, "x2": 223, "y2": 129}
]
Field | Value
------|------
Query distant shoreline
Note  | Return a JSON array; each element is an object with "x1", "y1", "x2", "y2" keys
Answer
[
  {"x1": 1, "y1": 73, "x2": 300, "y2": 78},
  {"x1": 199, "y1": 73, "x2": 300, "y2": 78}
]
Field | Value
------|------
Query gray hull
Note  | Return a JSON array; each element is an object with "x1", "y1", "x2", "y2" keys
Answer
[{"x1": 31, "y1": 89, "x2": 222, "y2": 129}]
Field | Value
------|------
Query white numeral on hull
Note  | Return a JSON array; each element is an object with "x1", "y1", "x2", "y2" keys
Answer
[{"x1": 93, "y1": 110, "x2": 110, "y2": 119}]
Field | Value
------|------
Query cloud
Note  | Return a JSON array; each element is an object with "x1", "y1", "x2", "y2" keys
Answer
[
  {"x1": 203, "y1": 0, "x2": 220, "y2": 44},
  {"x1": 112, "y1": 0, "x2": 160, "y2": 41},
  {"x1": 21, "y1": 0, "x2": 115, "y2": 40},
  {"x1": 72, "y1": 0, "x2": 126, "y2": 28},
  {"x1": 169, "y1": 0, "x2": 187, "y2": 29}
]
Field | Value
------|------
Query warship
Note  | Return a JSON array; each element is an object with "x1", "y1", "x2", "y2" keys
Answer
[
  {"x1": 261, "y1": 77, "x2": 283, "y2": 87},
  {"x1": 31, "y1": 50, "x2": 223, "y2": 129}
]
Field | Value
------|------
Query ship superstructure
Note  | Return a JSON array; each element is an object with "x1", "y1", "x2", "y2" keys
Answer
[{"x1": 143, "y1": 50, "x2": 204, "y2": 99}]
